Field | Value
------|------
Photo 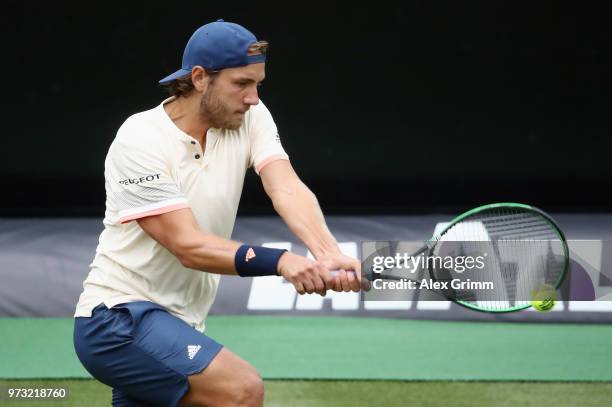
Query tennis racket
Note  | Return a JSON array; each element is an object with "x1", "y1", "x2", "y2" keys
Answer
[{"x1": 339, "y1": 203, "x2": 569, "y2": 313}]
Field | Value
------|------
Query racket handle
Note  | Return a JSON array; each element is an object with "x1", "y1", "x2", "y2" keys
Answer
[{"x1": 330, "y1": 270, "x2": 358, "y2": 277}]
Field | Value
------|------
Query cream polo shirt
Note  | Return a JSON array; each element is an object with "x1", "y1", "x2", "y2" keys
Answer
[{"x1": 74, "y1": 97, "x2": 288, "y2": 332}]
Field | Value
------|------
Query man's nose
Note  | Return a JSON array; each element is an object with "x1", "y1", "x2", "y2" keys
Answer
[{"x1": 244, "y1": 87, "x2": 260, "y2": 105}]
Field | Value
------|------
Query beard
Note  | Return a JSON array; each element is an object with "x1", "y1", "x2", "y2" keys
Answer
[{"x1": 199, "y1": 85, "x2": 244, "y2": 130}]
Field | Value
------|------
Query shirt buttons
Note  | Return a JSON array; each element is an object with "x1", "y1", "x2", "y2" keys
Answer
[
  {"x1": 195, "y1": 154, "x2": 201, "y2": 159},
  {"x1": 190, "y1": 140, "x2": 196, "y2": 145}
]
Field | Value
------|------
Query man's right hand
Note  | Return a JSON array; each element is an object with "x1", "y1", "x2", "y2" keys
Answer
[{"x1": 277, "y1": 252, "x2": 334, "y2": 296}]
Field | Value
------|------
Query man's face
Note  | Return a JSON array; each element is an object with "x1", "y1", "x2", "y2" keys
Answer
[{"x1": 199, "y1": 62, "x2": 265, "y2": 130}]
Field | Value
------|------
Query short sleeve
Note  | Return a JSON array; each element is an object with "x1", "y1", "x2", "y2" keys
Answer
[
  {"x1": 248, "y1": 101, "x2": 289, "y2": 175},
  {"x1": 105, "y1": 121, "x2": 189, "y2": 224}
]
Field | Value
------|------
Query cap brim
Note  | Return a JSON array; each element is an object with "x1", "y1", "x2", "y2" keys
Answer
[{"x1": 158, "y1": 68, "x2": 192, "y2": 85}]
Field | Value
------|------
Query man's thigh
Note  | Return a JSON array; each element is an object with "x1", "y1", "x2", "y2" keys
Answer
[{"x1": 74, "y1": 301, "x2": 223, "y2": 406}]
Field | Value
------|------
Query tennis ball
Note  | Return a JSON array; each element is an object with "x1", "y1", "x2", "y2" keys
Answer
[{"x1": 531, "y1": 284, "x2": 556, "y2": 312}]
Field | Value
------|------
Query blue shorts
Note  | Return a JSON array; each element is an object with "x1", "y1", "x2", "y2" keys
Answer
[{"x1": 74, "y1": 302, "x2": 223, "y2": 407}]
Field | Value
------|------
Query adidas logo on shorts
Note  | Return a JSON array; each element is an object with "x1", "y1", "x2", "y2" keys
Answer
[{"x1": 187, "y1": 345, "x2": 202, "y2": 360}]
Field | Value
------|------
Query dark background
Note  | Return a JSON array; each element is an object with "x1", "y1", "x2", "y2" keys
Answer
[{"x1": 4, "y1": 2, "x2": 611, "y2": 215}]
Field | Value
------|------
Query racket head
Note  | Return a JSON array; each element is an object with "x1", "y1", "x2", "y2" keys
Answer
[{"x1": 428, "y1": 203, "x2": 569, "y2": 313}]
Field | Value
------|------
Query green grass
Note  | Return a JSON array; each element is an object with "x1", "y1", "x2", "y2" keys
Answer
[
  {"x1": 4, "y1": 317, "x2": 612, "y2": 381},
  {"x1": 1, "y1": 380, "x2": 612, "y2": 407}
]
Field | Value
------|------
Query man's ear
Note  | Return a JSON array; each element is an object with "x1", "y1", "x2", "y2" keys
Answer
[{"x1": 191, "y1": 66, "x2": 209, "y2": 92}]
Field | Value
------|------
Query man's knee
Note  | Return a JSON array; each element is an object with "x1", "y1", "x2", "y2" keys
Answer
[
  {"x1": 213, "y1": 369, "x2": 263, "y2": 407},
  {"x1": 234, "y1": 370, "x2": 264, "y2": 406},
  {"x1": 183, "y1": 367, "x2": 264, "y2": 407}
]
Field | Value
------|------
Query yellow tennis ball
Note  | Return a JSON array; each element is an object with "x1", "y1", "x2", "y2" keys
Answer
[
  {"x1": 532, "y1": 298, "x2": 555, "y2": 312},
  {"x1": 531, "y1": 284, "x2": 556, "y2": 312}
]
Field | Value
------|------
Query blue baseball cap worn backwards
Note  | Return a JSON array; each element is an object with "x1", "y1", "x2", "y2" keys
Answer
[{"x1": 159, "y1": 19, "x2": 266, "y2": 84}]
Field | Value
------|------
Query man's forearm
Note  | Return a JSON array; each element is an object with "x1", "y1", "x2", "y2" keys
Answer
[
  {"x1": 174, "y1": 231, "x2": 242, "y2": 273},
  {"x1": 271, "y1": 182, "x2": 341, "y2": 259},
  {"x1": 138, "y1": 210, "x2": 242, "y2": 275}
]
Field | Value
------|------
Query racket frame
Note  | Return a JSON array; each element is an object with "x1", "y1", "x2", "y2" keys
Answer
[{"x1": 366, "y1": 202, "x2": 570, "y2": 313}]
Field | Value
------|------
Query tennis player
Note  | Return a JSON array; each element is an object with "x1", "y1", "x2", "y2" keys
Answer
[{"x1": 73, "y1": 20, "x2": 360, "y2": 407}]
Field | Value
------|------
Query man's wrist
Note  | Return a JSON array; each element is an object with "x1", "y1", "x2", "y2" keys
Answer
[
  {"x1": 276, "y1": 251, "x2": 289, "y2": 276},
  {"x1": 234, "y1": 244, "x2": 287, "y2": 277}
]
